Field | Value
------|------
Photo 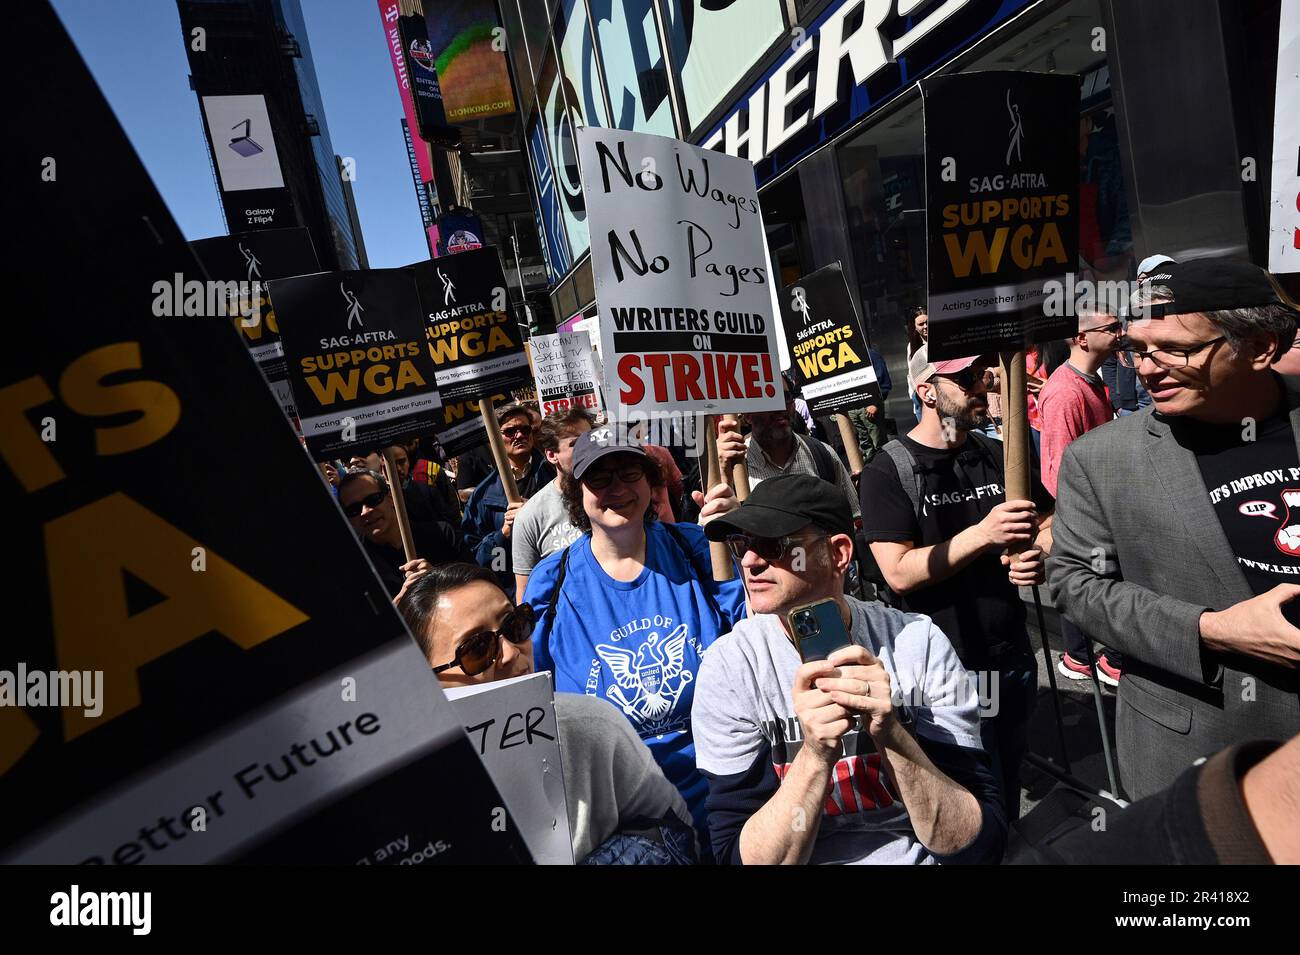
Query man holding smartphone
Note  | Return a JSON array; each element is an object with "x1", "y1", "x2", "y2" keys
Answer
[{"x1": 692, "y1": 474, "x2": 1005, "y2": 865}]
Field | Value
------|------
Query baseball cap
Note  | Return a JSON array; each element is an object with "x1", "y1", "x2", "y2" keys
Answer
[
  {"x1": 704, "y1": 473, "x2": 852, "y2": 542},
  {"x1": 1136, "y1": 253, "x2": 1175, "y2": 277},
  {"x1": 1138, "y1": 256, "x2": 1299, "y2": 318},
  {"x1": 569, "y1": 426, "x2": 648, "y2": 481},
  {"x1": 908, "y1": 344, "x2": 986, "y2": 386}
]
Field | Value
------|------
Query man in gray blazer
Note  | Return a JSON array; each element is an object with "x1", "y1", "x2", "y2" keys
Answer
[{"x1": 1049, "y1": 257, "x2": 1300, "y2": 800}]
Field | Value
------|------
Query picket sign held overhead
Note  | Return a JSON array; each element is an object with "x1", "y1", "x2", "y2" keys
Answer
[
  {"x1": 446, "y1": 673, "x2": 574, "y2": 865},
  {"x1": 190, "y1": 227, "x2": 320, "y2": 427},
  {"x1": 531, "y1": 332, "x2": 605, "y2": 417},
  {"x1": 578, "y1": 127, "x2": 785, "y2": 418}
]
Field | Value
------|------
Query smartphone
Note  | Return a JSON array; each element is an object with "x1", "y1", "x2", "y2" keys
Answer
[{"x1": 787, "y1": 598, "x2": 854, "y2": 662}]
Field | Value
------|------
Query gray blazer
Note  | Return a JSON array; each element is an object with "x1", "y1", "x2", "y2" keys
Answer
[{"x1": 1048, "y1": 384, "x2": 1300, "y2": 801}]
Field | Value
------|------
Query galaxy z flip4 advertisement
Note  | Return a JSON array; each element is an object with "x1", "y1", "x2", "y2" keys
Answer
[
  {"x1": 409, "y1": 247, "x2": 530, "y2": 455},
  {"x1": 922, "y1": 71, "x2": 1080, "y2": 360},
  {"x1": 190, "y1": 228, "x2": 319, "y2": 425},
  {"x1": 780, "y1": 262, "x2": 882, "y2": 416},
  {"x1": 271, "y1": 269, "x2": 443, "y2": 459},
  {"x1": 2, "y1": 2, "x2": 529, "y2": 865}
]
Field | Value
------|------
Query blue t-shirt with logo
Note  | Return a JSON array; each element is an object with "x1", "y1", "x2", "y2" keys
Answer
[{"x1": 523, "y1": 521, "x2": 747, "y2": 833}]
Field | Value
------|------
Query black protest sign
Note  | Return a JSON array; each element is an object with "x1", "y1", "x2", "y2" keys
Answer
[
  {"x1": 2, "y1": 2, "x2": 527, "y2": 864},
  {"x1": 272, "y1": 269, "x2": 442, "y2": 459},
  {"x1": 190, "y1": 228, "x2": 319, "y2": 423},
  {"x1": 433, "y1": 392, "x2": 510, "y2": 458},
  {"x1": 779, "y1": 262, "x2": 882, "y2": 416},
  {"x1": 922, "y1": 71, "x2": 1081, "y2": 360},
  {"x1": 409, "y1": 247, "x2": 531, "y2": 404}
]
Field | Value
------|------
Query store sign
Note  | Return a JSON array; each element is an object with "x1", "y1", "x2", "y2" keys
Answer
[
  {"x1": 528, "y1": 117, "x2": 572, "y2": 281},
  {"x1": 701, "y1": 0, "x2": 1034, "y2": 187},
  {"x1": 1269, "y1": 0, "x2": 1300, "y2": 274},
  {"x1": 579, "y1": 127, "x2": 784, "y2": 415},
  {"x1": 780, "y1": 262, "x2": 881, "y2": 415},
  {"x1": 921, "y1": 71, "x2": 1080, "y2": 359}
]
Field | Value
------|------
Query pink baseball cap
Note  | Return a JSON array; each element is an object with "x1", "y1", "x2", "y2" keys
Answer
[{"x1": 909, "y1": 345, "x2": 985, "y2": 384}]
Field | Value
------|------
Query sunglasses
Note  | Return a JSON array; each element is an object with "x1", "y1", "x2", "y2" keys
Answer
[
  {"x1": 501, "y1": 425, "x2": 534, "y2": 439},
  {"x1": 431, "y1": 606, "x2": 536, "y2": 676},
  {"x1": 933, "y1": 366, "x2": 986, "y2": 391},
  {"x1": 724, "y1": 533, "x2": 826, "y2": 562},
  {"x1": 582, "y1": 464, "x2": 646, "y2": 490},
  {"x1": 1081, "y1": 320, "x2": 1122, "y2": 336},
  {"x1": 342, "y1": 487, "x2": 388, "y2": 518}
]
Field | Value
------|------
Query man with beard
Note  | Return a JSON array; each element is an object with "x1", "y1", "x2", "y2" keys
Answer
[
  {"x1": 858, "y1": 346, "x2": 1051, "y2": 820},
  {"x1": 716, "y1": 376, "x2": 860, "y2": 533}
]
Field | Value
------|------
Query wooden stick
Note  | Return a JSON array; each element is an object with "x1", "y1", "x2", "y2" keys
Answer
[
  {"x1": 480, "y1": 398, "x2": 522, "y2": 504},
  {"x1": 835, "y1": 413, "x2": 864, "y2": 474},
  {"x1": 720, "y1": 413, "x2": 750, "y2": 501},
  {"x1": 381, "y1": 447, "x2": 418, "y2": 564},
  {"x1": 704, "y1": 415, "x2": 734, "y2": 582},
  {"x1": 999, "y1": 350, "x2": 1030, "y2": 505}
]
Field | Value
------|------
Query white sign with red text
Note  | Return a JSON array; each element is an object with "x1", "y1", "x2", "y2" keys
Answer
[{"x1": 531, "y1": 332, "x2": 605, "y2": 417}]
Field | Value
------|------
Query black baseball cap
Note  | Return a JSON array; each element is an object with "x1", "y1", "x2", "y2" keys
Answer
[
  {"x1": 1139, "y1": 257, "x2": 1299, "y2": 318},
  {"x1": 704, "y1": 473, "x2": 852, "y2": 541},
  {"x1": 569, "y1": 427, "x2": 648, "y2": 481}
]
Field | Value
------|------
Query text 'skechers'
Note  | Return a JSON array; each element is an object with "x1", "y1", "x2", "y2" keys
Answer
[
  {"x1": 922, "y1": 71, "x2": 1081, "y2": 360},
  {"x1": 578, "y1": 127, "x2": 785, "y2": 416},
  {"x1": 1, "y1": 2, "x2": 529, "y2": 865},
  {"x1": 780, "y1": 262, "x2": 882, "y2": 416},
  {"x1": 272, "y1": 269, "x2": 443, "y2": 458}
]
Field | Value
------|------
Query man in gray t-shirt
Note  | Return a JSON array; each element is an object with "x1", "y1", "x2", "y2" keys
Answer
[
  {"x1": 695, "y1": 474, "x2": 1006, "y2": 865},
  {"x1": 512, "y1": 408, "x2": 593, "y2": 601}
]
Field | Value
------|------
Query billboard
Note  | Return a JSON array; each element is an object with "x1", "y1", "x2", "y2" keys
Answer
[
  {"x1": 201, "y1": 94, "x2": 286, "y2": 192},
  {"x1": 425, "y1": 0, "x2": 516, "y2": 122}
]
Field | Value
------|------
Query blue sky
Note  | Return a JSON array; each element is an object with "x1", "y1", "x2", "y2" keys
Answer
[{"x1": 52, "y1": 0, "x2": 428, "y2": 269}]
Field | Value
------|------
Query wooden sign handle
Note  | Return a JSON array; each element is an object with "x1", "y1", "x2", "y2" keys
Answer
[
  {"x1": 719, "y1": 413, "x2": 750, "y2": 501},
  {"x1": 479, "y1": 399, "x2": 523, "y2": 504},
  {"x1": 999, "y1": 349, "x2": 1030, "y2": 553},
  {"x1": 835, "y1": 413, "x2": 864, "y2": 474},
  {"x1": 381, "y1": 447, "x2": 418, "y2": 564},
  {"x1": 704, "y1": 414, "x2": 734, "y2": 582}
]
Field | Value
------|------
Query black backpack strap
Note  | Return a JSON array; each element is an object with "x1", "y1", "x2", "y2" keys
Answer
[
  {"x1": 801, "y1": 435, "x2": 840, "y2": 484},
  {"x1": 541, "y1": 544, "x2": 573, "y2": 636},
  {"x1": 880, "y1": 439, "x2": 924, "y2": 522},
  {"x1": 663, "y1": 523, "x2": 727, "y2": 626}
]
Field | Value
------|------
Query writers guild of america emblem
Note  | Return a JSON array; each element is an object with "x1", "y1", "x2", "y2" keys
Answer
[{"x1": 596, "y1": 624, "x2": 693, "y2": 733}]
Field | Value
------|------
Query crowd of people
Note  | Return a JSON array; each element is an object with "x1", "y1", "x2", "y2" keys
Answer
[{"x1": 316, "y1": 255, "x2": 1299, "y2": 865}]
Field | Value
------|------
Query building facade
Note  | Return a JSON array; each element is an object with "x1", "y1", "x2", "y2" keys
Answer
[
  {"x1": 498, "y1": 0, "x2": 1292, "y2": 422},
  {"x1": 179, "y1": 0, "x2": 361, "y2": 271}
]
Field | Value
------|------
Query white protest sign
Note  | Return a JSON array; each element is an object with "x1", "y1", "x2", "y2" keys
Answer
[
  {"x1": 578, "y1": 127, "x2": 785, "y2": 416},
  {"x1": 531, "y1": 331, "x2": 606, "y2": 417},
  {"x1": 1269, "y1": 1, "x2": 1299, "y2": 274},
  {"x1": 445, "y1": 673, "x2": 573, "y2": 865}
]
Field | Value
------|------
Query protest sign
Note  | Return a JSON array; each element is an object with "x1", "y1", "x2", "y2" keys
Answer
[
  {"x1": 578, "y1": 127, "x2": 784, "y2": 416},
  {"x1": 1269, "y1": 1, "x2": 1299, "y2": 275},
  {"x1": 921, "y1": 71, "x2": 1081, "y2": 360},
  {"x1": 409, "y1": 247, "x2": 532, "y2": 403},
  {"x1": 780, "y1": 262, "x2": 881, "y2": 416},
  {"x1": 190, "y1": 228, "x2": 319, "y2": 424},
  {"x1": 271, "y1": 269, "x2": 443, "y2": 459},
  {"x1": 446, "y1": 673, "x2": 573, "y2": 865},
  {"x1": 432, "y1": 392, "x2": 510, "y2": 458},
  {"x1": 3, "y1": 1, "x2": 529, "y2": 865},
  {"x1": 531, "y1": 332, "x2": 604, "y2": 416}
]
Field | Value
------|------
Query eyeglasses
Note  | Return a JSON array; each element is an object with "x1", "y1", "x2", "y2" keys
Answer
[
  {"x1": 501, "y1": 425, "x2": 534, "y2": 439},
  {"x1": 1118, "y1": 336, "x2": 1226, "y2": 369},
  {"x1": 724, "y1": 533, "x2": 826, "y2": 562},
  {"x1": 582, "y1": 464, "x2": 646, "y2": 490},
  {"x1": 342, "y1": 487, "x2": 388, "y2": 518},
  {"x1": 933, "y1": 366, "x2": 986, "y2": 391},
  {"x1": 431, "y1": 606, "x2": 536, "y2": 676},
  {"x1": 1081, "y1": 320, "x2": 1122, "y2": 336}
]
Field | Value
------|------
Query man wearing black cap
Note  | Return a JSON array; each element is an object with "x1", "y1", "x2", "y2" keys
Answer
[
  {"x1": 1049, "y1": 256, "x2": 1300, "y2": 800},
  {"x1": 691, "y1": 473, "x2": 1006, "y2": 865}
]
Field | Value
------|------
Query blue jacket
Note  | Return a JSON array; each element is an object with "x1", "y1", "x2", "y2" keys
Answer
[
  {"x1": 461, "y1": 449, "x2": 555, "y2": 584},
  {"x1": 868, "y1": 346, "x2": 892, "y2": 401}
]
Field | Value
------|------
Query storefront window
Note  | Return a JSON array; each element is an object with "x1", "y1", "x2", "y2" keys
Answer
[
  {"x1": 834, "y1": 0, "x2": 1134, "y2": 420},
  {"x1": 551, "y1": 0, "x2": 609, "y2": 266},
  {"x1": 588, "y1": 0, "x2": 677, "y2": 136}
]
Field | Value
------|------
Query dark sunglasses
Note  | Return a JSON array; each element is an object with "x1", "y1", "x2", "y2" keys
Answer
[
  {"x1": 934, "y1": 366, "x2": 986, "y2": 391},
  {"x1": 1080, "y1": 320, "x2": 1122, "y2": 336},
  {"x1": 725, "y1": 533, "x2": 826, "y2": 562},
  {"x1": 501, "y1": 425, "x2": 534, "y2": 439},
  {"x1": 431, "y1": 606, "x2": 536, "y2": 676},
  {"x1": 342, "y1": 487, "x2": 388, "y2": 518},
  {"x1": 583, "y1": 464, "x2": 646, "y2": 490}
]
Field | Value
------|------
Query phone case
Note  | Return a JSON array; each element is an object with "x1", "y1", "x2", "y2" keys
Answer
[{"x1": 787, "y1": 598, "x2": 854, "y2": 662}]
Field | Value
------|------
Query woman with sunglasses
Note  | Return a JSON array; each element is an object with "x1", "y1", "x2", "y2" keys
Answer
[
  {"x1": 461, "y1": 401, "x2": 556, "y2": 592},
  {"x1": 399, "y1": 562, "x2": 696, "y2": 863},
  {"x1": 522, "y1": 429, "x2": 746, "y2": 848}
]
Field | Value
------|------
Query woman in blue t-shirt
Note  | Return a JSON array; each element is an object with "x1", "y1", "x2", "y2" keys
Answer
[{"x1": 524, "y1": 429, "x2": 746, "y2": 839}]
